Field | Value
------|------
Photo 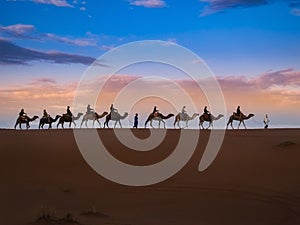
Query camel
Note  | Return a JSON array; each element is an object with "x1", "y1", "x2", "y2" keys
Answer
[
  {"x1": 199, "y1": 114, "x2": 224, "y2": 130},
  {"x1": 57, "y1": 112, "x2": 83, "y2": 129},
  {"x1": 14, "y1": 115, "x2": 39, "y2": 130},
  {"x1": 80, "y1": 111, "x2": 108, "y2": 128},
  {"x1": 103, "y1": 112, "x2": 128, "y2": 128},
  {"x1": 226, "y1": 113, "x2": 255, "y2": 129},
  {"x1": 174, "y1": 113, "x2": 199, "y2": 129},
  {"x1": 145, "y1": 112, "x2": 174, "y2": 129},
  {"x1": 39, "y1": 115, "x2": 61, "y2": 129}
]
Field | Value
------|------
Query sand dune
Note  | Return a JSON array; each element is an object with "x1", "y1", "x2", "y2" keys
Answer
[{"x1": 1, "y1": 128, "x2": 300, "y2": 225}]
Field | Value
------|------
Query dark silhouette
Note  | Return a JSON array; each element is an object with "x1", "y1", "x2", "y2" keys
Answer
[
  {"x1": 145, "y1": 112, "x2": 174, "y2": 129},
  {"x1": 236, "y1": 106, "x2": 242, "y2": 117},
  {"x1": 104, "y1": 111, "x2": 128, "y2": 128},
  {"x1": 43, "y1": 109, "x2": 51, "y2": 124},
  {"x1": 152, "y1": 106, "x2": 159, "y2": 116},
  {"x1": 86, "y1": 104, "x2": 94, "y2": 115},
  {"x1": 66, "y1": 106, "x2": 72, "y2": 117},
  {"x1": 15, "y1": 115, "x2": 39, "y2": 129},
  {"x1": 227, "y1": 113, "x2": 255, "y2": 129},
  {"x1": 80, "y1": 111, "x2": 108, "y2": 128},
  {"x1": 174, "y1": 112, "x2": 199, "y2": 129},
  {"x1": 264, "y1": 114, "x2": 270, "y2": 129},
  {"x1": 19, "y1": 108, "x2": 27, "y2": 118},
  {"x1": 133, "y1": 113, "x2": 138, "y2": 128},
  {"x1": 204, "y1": 106, "x2": 210, "y2": 115},
  {"x1": 57, "y1": 112, "x2": 83, "y2": 128},
  {"x1": 39, "y1": 115, "x2": 61, "y2": 129},
  {"x1": 199, "y1": 114, "x2": 224, "y2": 130}
]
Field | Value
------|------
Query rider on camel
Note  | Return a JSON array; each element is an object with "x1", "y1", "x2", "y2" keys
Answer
[
  {"x1": 66, "y1": 106, "x2": 73, "y2": 117},
  {"x1": 43, "y1": 109, "x2": 51, "y2": 123},
  {"x1": 204, "y1": 106, "x2": 211, "y2": 119},
  {"x1": 110, "y1": 104, "x2": 118, "y2": 118},
  {"x1": 19, "y1": 108, "x2": 27, "y2": 120},
  {"x1": 236, "y1": 106, "x2": 243, "y2": 119},
  {"x1": 182, "y1": 106, "x2": 187, "y2": 115},
  {"x1": 86, "y1": 104, "x2": 94, "y2": 115},
  {"x1": 153, "y1": 106, "x2": 159, "y2": 117}
]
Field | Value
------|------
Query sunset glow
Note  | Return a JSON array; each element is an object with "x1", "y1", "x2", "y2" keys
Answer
[{"x1": 1, "y1": 0, "x2": 300, "y2": 128}]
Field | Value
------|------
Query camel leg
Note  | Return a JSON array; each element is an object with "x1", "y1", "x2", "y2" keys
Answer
[
  {"x1": 150, "y1": 120, "x2": 154, "y2": 129},
  {"x1": 96, "y1": 119, "x2": 101, "y2": 128},
  {"x1": 119, "y1": 120, "x2": 122, "y2": 128},
  {"x1": 243, "y1": 120, "x2": 247, "y2": 129},
  {"x1": 144, "y1": 119, "x2": 149, "y2": 128},
  {"x1": 114, "y1": 120, "x2": 117, "y2": 128},
  {"x1": 200, "y1": 121, "x2": 204, "y2": 130},
  {"x1": 238, "y1": 120, "x2": 242, "y2": 129},
  {"x1": 162, "y1": 120, "x2": 166, "y2": 129},
  {"x1": 206, "y1": 122, "x2": 210, "y2": 130}
]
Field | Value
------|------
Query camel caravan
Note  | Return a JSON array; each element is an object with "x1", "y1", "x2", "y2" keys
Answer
[{"x1": 14, "y1": 104, "x2": 256, "y2": 130}]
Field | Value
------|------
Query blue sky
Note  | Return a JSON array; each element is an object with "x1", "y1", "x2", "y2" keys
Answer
[
  {"x1": 1, "y1": 0, "x2": 300, "y2": 76},
  {"x1": 1, "y1": 0, "x2": 300, "y2": 128}
]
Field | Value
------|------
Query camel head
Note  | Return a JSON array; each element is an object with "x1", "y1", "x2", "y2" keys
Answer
[
  {"x1": 167, "y1": 113, "x2": 175, "y2": 118},
  {"x1": 32, "y1": 115, "x2": 39, "y2": 121},
  {"x1": 192, "y1": 113, "x2": 199, "y2": 118},
  {"x1": 55, "y1": 115, "x2": 62, "y2": 119},
  {"x1": 248, "y1": 113, "x2": 255, "y2": 118}
]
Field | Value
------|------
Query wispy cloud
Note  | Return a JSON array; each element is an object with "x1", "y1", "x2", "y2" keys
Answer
[
  {"x1": 32, "y1": 0, "x2": 74, "y2": 8},
  {"x1": 200, "y1": 0, "x2": 300, "y2": 16},
  {"x1": 45, "y1": 33, "x2": 96, "y2": 46},
  {"x1": 218, "y1": 68, "x2": 300, "y2": 90},
  {"x1": 0, "y1": 39, "x2": 97, "y2": 65},
  {"x1": 0, "y1": 24, "x2": 37, "y2": 39},
  {"x1": 129, "y1": 0, "x2": 166, "y2": 8},
  {"x1": 0, "y1": 24, "x2": 97, "y2": 47}
]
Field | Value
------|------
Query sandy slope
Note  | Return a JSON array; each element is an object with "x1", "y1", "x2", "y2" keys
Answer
[{"x1": 0, "y1": 128, "x2": 300, "y2": 225}]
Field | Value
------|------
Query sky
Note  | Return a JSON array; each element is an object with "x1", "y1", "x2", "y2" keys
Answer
[{"x1": 0, "y1": 0, "x2": 300, "y2": 128}]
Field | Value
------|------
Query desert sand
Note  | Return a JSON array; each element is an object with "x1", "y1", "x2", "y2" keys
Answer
[{"x1": 1, "y1": 128, "x2": 300, "y2": 225}]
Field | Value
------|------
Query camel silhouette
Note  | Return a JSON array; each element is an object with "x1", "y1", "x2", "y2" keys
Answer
[
  {"x1": 39, "y1": 115, "x2": 61, "y2": 129},
  {"x1": 145, "y1": 112, "x2": 174, "y2": 129},
  {"x1": 103, "y1": 112, "x2": 128, "y2": 128},
  {"x1": 226, "y1": 113, "x2": 255, "y2": 129},
  {"x1": 57, "y1": 112, "x2": 83, "y2": 129},
  {"x1": 80, "y1": 111, "x2": 108, "y2": 128},
  {"x1": 174, "y1": 113, "x2": 199, "y2": 129},
  {"x1": 14, "y1": 115, "x2": 39, "y2": 130},
  {"x1": 199, "y1": 114, "x2": 224, "y2": 129}
]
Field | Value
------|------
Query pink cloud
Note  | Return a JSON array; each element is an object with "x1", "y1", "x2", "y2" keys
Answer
[
  {"x1": 32, "y1": 0, "x2": 74, "y2": 8},
  {"x1": 45, "y1": 33, "x2": 97, "y2": 46},
  {"x1": 130, "y1": 0, "x2": 166, "y2": 8},
  {"x1": 0, "y1": 24, "x2": 35, "y2": 35},
  {"x1": 218, "y1": 68, "x2": 300, "y2": 90}
]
